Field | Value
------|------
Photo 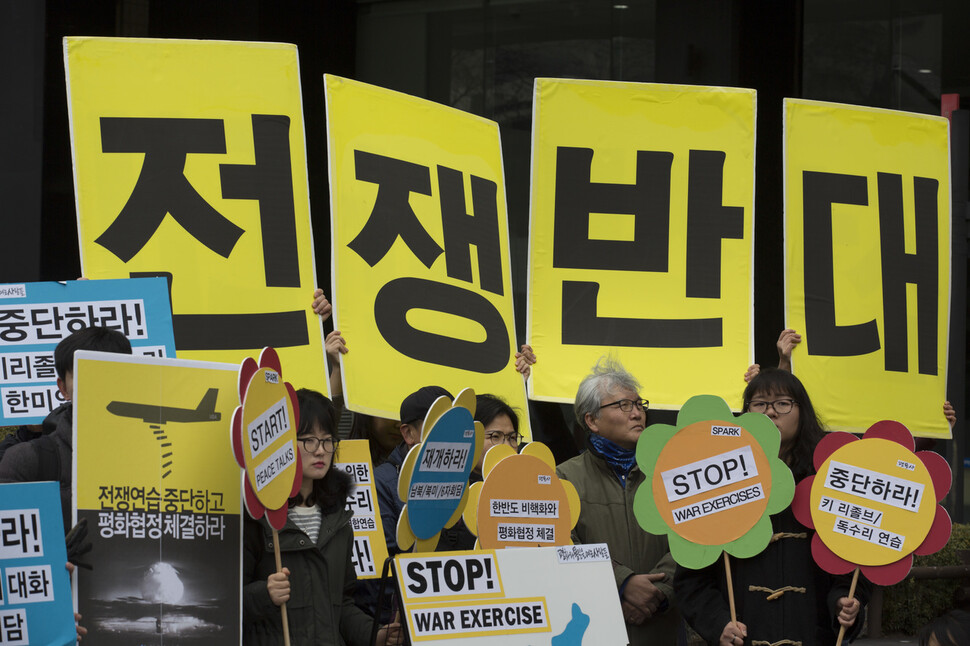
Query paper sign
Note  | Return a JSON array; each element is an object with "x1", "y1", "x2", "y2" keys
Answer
[
  {"x1": 65, "y1": 37, "x2": 327, "y2": 394},
  {"x1": 793, "y1": 420, "x2": 951, "y2": 584},
  {"x1": 0, "y1": 482, "x2": 75, "y2": 646},
  {"x1": 463, "y1": 442, "x2": 580, "y2": 549},
  {"x1": 527, "y1": 79, "x2": 755, "y2": 410},
  {"x1": 334, "y1": 439, "x2": 390, "y2": 579},
  {"x1": 0, "y1": 278, "x2": 175, "y2": 424},
  {"x1": 73, "y1": 351, "x2": 242, "y2": 644},
  {"x1": 325, "y1": 75, "x2": 529, "y2": 429},
  {"x1": 784, "y1": 98, "x2": 950, "y2": 437},
  {"x1": 634, "y1": 395, "x2": 794, "y2": 569},
  {"x1": 396, "y1": 547, "x2": 626, "y2": 644}
]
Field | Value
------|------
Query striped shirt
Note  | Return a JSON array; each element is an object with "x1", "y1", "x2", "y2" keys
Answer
[{"x1": 289, "y1": 504, "x2": 321, "y2": 544}]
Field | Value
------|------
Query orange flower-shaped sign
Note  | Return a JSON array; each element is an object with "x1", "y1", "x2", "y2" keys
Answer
[
  {"x1": 463, "y1": 442, "x2": 581, "y2": 549},
  {"x1": 230, "y1": 347, "x2": 302, "y2": 530},
  {"x1": 792, "y1": 420, "x2": 951, "y2": 585}
]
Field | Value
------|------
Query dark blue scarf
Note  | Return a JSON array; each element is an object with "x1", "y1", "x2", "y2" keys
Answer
[{"x1": 588, "y1": 433, "x2": 637, "y2": 488}]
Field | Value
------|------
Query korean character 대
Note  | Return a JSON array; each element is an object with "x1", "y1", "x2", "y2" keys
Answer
[
  {"x1": 891, "y1": 483, "x2": 920, "y2": 510},
  {"x1": 5, "y1": 570, "x2": 28, "y2": 602},
  {"x1": 827, "y1": 466, "x2": 850, "y2": 490}
]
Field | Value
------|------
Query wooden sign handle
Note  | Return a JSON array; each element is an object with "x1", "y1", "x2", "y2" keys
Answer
[
  {"x1": 835, "y1": 567, "x2": 860, "y2": 646},
  {"x1": 272, "y1": 526, "x2": 291, "y2": 646},
  {"x1": 723, "y1": 552, "x2": 737, "y2": 624}
]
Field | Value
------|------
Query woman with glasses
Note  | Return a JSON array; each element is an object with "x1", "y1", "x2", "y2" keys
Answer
[
  {"x1": 676, "y1": 368, "x2": 868, "y2": 646},
  {"x1": 243, "y1": 388, "x2": 402, "y2": 646}
]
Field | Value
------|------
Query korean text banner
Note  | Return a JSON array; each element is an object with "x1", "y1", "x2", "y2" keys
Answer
[
  {"x1": 0, "y1": 481, "x2": 75, "y2": 646},
  {"x1": 527, "y1": 79, "x2": 755, "y2": 409},
  {"x1": 73, "y1": 351, "x2": 241, "y2": 645},
  {"x1": 333, "y1": 439, "x2": 389, "y2": 579},
  {"x1": 325, "y1": 75, "x2": 528, "y2": 425},
  {"x1": 783, "y1": 99, "x2": 951, "y2": 438},
  {"x1": 395, "y1": 546, "x2": 626, "y2": 644},
  {"x1": 65, "y1": 37, "x2": 328, "y2": 394},
  {"x1": 0, "y1": 278, "x2": 175, "y2": 424}
]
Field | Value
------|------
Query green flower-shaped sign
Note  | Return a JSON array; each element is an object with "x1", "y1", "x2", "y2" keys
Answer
[{"x1": 634, "y1": 395, "x2": 795, "y2": 569}]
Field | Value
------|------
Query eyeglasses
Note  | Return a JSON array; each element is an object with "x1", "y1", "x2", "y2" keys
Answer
[
  {"x1": 598, "y1": 398, "x2": 648, "y2": 413},
  {"x1": 485, "y1": 430, "x2": 520, "y2": 445},
  {"x1": 299, "y1": 436, "x2": 338, "y2": 453},
  {"x1": 747, "y1": 399, "x2": 797, "y2": 415}
]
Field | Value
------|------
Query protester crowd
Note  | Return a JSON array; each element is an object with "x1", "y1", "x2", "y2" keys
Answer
[{"x1": 0, "y1": 289, "x2": 958, "y2": 646}]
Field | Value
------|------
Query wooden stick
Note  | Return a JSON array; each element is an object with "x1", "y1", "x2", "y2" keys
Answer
[
  {"x1": 723, "y1": 552, "x2": 737, "y2": 624},
  {"x1": 272, "y1": 527, "x2": 291, "y2": 646},
  {"x1": 835, "y1": 567, "x2": 860, "y2": 646}
]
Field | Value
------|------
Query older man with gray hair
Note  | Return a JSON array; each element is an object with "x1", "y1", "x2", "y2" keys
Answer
[{"x1": 556, "y1": 355, "x2": 679, "y2": 645}]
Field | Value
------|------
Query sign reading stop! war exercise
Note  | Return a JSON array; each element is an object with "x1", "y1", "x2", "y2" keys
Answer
[
  {"x1": 784, "y1": 99, "x2": 950, "y2": 438},
  {"x1": 325, "y1": 75, "x2": 529, "y2": 429},
  {"x1": 395, "y1": 547, "x2": 627, "y2": 644},
  {"x1": 65, "y1": 37, "x2": 328, "y2": 395},
  {"x1": 527, "y1": 79, "x2": 755, "y2": 410}
]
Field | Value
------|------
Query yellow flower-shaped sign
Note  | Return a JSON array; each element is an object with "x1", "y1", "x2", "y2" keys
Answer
[
  {"x1": 634, "y1": 395, "x2": 795, "y2": 569},
  {"x1": 396, "y1": 388, "x2": 484, "y2": 552},
  {"x1": 463, "y1": 442, "x2": 581, "y2": 549},
  {"x1": 230, "y1": 347, "x2": 301, "y2": 530}
]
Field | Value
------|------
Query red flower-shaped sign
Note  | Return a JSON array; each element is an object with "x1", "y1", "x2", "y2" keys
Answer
[
  {"x1": 230, "y1": 347, "x2": 302, "y2": 530},
  {"x1": 792, "y1": 420, "x2": 951, "y2": 585}
]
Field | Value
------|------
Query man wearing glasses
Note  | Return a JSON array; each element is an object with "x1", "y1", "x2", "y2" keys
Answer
[{"x1": 556, "y1": 356, "x2": 679, "y2": 646}]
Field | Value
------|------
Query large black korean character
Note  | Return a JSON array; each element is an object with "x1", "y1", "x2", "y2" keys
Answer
[
  {"x1": 220, "y1": 115, "x2": 301, "y2": 287},
  {"x1": 553, "y1": 147, "x2": 739, "y2": 349},
  {"x1": 97, "y1": 118, "x2": 244, "y2": 262},
  {"x1": 351, "y1": 151, "x2": 511, "y2": 373}
]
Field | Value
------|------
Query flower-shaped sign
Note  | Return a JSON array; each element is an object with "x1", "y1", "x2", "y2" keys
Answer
[
  {"x1": 792, "y1": 420, "x2": 951, "y2": 585},
  {"x1": 634, "y1": 395, "x2": 795, "y2": 569},
  {"x1": 396, "y1": 388, "x2": 484, "y2": 552},
  {"x1": 463, "y1": 441, "x2": 581, "y2": 549},
  {"x1": 230, "y1": 347, "x2": 301, "y2": 530}
]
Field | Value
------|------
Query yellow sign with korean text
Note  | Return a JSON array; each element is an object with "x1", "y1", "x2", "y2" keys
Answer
[
  {"x1": 527, "y1": 79, "x2": 755, "y2": 409},
  {"x1": 325, "y1": 75, "x2": 528, "y2": 429},
  {"x1": 73, "y1": 350, "x2": 241, "y2": 641},
  {"x1": 784, "y1": 99, "x2": 950, "y2": 437},
  {"x1": 65, "y1": 37, "x2": 327, "y2": 394},
  {"x1": 334, "y1": 439, "x2": 390, "y2": 579}
]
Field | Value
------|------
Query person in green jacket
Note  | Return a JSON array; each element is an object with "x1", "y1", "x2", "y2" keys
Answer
[
  {"x1": 556, "y1": 356, "x2": 680, "y2": 645},
  {"x1": 243, "y1": 389, "x2": 403, "y2": 646}
]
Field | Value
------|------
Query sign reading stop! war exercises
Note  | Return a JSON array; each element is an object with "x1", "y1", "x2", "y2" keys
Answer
[
  {"x1": 65, "y1": 37, "x2": 328, "y2": 395},
  {"x1": 325, "y1": 75, "x2": 529, "y2": 429},
  {"x1": 635, "y1": 395, "x2": 795, "y2": 569},
  {"x1": 527, "y1": 79, "x2": 755, "y2": 410},
  {"x1": 784, "y1": 99, "x2": 951, "y2": 438}
]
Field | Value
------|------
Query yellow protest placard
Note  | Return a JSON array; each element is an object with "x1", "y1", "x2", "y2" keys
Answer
[
  {"x1": 333, "y1": 439, "x2": 390, "y2": 579},
  {"x1": 325, "y1": 75, "x2": 528, "y2": 428},
  {"x1": 528, "y1": 79, "x2": 755, "y2": 409},
  {"x1": 73, "y1": 350, "x2": 241, "y2": 640},
  {"x1": 65, "y1": 37, "x2": 327, "y2": 394},
  {"x1": 784, "y1": 99, "x2": 950, "y2": 437}
]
